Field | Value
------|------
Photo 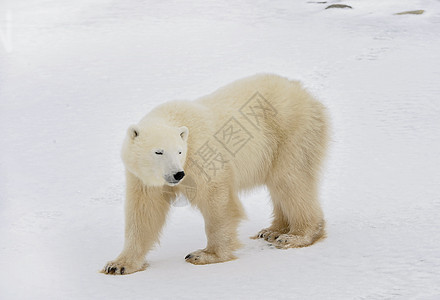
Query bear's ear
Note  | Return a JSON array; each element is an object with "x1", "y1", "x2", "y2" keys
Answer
[
  {"x1": 128, "y1": 125, "x2": 139, "y2": 140},
  {"x1": 179, "y1": 126, "x2": 189, "y2": 142}
]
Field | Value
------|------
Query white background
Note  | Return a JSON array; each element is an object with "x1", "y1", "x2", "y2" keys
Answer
[{"x1": 1, "y1": 0, "x2": 439, "y2": 298}]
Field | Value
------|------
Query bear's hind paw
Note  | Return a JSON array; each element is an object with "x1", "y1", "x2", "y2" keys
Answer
[
  {"x1": 252, "y1": 227, "x2": 288, "y2": 242},
  {"x1": 184, "y1": 249, "x2": 236, "y2": 265},
  {"x1": 273, "y1": 233, "x2": 323, "y2": 249}
]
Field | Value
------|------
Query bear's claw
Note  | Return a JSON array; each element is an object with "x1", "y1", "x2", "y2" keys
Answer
[
  {"x1": 185, "y1": 253, "x2": 200, "y2": 261},
  {"x1": 254, "y1": 228, "x2": 287, "y2": 242},
  {"x1": 184, "y1": 249, "x2": 235, "y2": 265},
  {"x1": 273, "y1": 233, "x2": 315, "y2": 249},
  {"x1": 102, "y1": 259, "x2": 147, "y2": 275},
  {"x1": 104, "y1": 265, "x2": 122, "y2": 275}
]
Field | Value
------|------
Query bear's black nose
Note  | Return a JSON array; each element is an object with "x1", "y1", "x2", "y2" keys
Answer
[{"x1": 173, "y1": 171, "x2": 185, "y2": 181}]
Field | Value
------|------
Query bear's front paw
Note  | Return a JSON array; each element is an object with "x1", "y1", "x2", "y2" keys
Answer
[
  {"x1": 101, "y1": 258, "x2": 148, "y2": 275},
  {"x1": 184, "y1": 249, "x2": 236, "y2": 265}
]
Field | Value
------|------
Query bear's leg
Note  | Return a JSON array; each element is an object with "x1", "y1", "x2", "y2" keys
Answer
[
  {"x1": 266, "y1": 169, "x2": 326, "y2": 249},
  {"x1": 185, "y1": 186, "x2": 245, "y2": 265},
  {"x1": 102, "y1": 172, "x2": 171, "y2": 275},
  {"x1": 253, "y1": 203, "x2": 289, "y2": 242},
  {"x1": 264, "y1": 114, "x2": 328, "y2": 249}
]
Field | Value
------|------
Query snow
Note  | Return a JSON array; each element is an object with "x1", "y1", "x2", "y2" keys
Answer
[{"x1": 1, "y1": 0, "x2": 440, "y2": 298}]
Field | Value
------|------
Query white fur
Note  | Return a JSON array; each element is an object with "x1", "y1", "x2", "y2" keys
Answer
[
  {"x1": 103, "y1": 74, "x2": 329, "y2": 275},
  {"x1": 121, "y1": 123, "x2": 188, "y2": 187}
]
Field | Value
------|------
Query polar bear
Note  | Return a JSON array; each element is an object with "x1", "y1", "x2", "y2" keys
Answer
[{"x1": 103, "y1": 74, "x2": 329, "y2": 275}]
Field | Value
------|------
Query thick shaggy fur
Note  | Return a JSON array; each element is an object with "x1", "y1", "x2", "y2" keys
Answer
[{"x1": 103, "y1": 74, "x2": 329, "y2": 275}]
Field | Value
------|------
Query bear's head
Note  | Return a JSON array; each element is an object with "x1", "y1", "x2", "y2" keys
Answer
[{"x1": 121, "y1": 122, "x2": 189, "y2": 187}]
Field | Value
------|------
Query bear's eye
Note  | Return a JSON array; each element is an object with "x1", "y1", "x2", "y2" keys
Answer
[
  {"x1": 179, "y1": 151, "x2": 182, "y2": 155},
  {"x1": 155, "y1": 151, "x2": 163, "y2": 155}
]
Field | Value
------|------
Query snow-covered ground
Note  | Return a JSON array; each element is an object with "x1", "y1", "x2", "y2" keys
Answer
[{"x1": 1, "y1": 0, "x2": 440, "y2": 298}]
